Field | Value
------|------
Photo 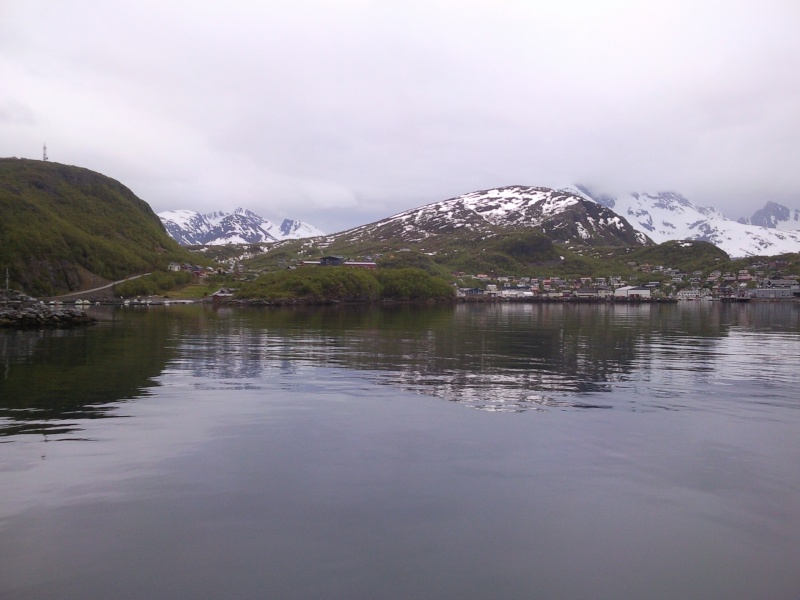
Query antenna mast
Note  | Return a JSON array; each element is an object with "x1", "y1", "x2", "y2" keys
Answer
[{"x1": 43, "y1": 144, "x2": 48, "y2": 161}]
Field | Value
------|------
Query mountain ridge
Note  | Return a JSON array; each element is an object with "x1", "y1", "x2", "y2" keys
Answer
[
  {"x1": 331, "y1": 185, "x2": 650, "y2": 248},
  {"x1": 565, "y1": 186, "x2": 800, "y2": 257},
  {"x1": 158, "y1": 208, "x2": 324, "y2": 246},
  {"x1": 159, "y1": 185, "x2": 800, "y2": 258},
  {"x1": 739, "y1": 201, "x2": 800, "y2": 231}
]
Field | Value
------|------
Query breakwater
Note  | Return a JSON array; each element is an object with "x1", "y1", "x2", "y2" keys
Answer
[{"x1": 0, "y1": 290, "x2": 96, "y2": 328}]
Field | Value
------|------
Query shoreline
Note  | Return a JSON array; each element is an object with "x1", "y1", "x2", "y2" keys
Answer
[{"x1": 0, "y1": 290, "x2": 96, "y2": 329}]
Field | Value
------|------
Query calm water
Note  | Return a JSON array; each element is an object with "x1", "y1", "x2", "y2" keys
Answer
[{"x1": 1, "y1": 302, "x2": 799, "y2": 599}]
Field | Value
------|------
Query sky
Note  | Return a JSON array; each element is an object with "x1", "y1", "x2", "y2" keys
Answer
[{"x1": 2, "y1": 0, "x2": 800, "y2": 234}]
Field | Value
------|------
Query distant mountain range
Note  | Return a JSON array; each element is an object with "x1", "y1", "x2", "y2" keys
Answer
[
  {"x1": 157, "y1": 208, "x2": 324, "y2": 246},
  {"x1": 158, "y1": 187, "x2": 800, "y2": 258},
  {"x1": 738, "y1": 201, "x2": 800, "y2": 231},
  {"x1": 565, "y1": 186, "x2": 800, "y2": 257},
  {"x1": 299, "y1": 185, "x2": 800, "y2": 258},
  {"x1": 6, "y1": 156, "x2": 798, "y2": 298}
]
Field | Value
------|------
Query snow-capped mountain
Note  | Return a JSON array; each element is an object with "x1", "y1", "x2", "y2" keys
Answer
[
  {"x1": 158, "y1": 208, "x2": 324, "y2": 246},
  {"x1": 331, "y1": 185, "x2": 649, "y2": 247},
  {"x1": 739, "y1": 201, "x2": 800, "y2": 231},
  {"x1": 565, "y1": 186, "x2": 800, "y2": 257},
  {"x1": 279, "y1": 218, "x2": 325, "y2": 239}
]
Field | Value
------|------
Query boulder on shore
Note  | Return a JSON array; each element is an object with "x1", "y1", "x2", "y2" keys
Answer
[{"x1": 0, "y1": 290, "x2": 96, "y2": 328}]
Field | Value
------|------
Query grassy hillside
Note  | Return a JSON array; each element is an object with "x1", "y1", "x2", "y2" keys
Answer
[
  {"x1": 241, "y1": 229, "x2": 643, "y2": 280},
  {"x1": 625, "y1": 240, "x2": 729, "y2": 273},
  {"x1": 0, "y1": 158, "x2": 198, "y2": 295},
  {"x1": 235, "y1": 267, "x2": 454, "y2": 302},
  {"x1": 239, "y1": 234, "x2": 775, "y2": 286}
]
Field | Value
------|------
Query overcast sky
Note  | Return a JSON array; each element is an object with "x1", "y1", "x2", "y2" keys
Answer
[{"x1": 2, "y1": 0, "x2": 799, "y2": 233}]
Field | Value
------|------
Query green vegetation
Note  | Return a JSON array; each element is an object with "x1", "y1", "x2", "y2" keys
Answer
[
  {"x1": 234, "y1": 266, "x2": 454, "y2": 302},
  {"x1": 236, "y1": 267, "x2": 381, "y2": 302},
  {"x1": 719, "y1": 252, "x2": 800, "y2": 276},
  {"x1": 625, "y1": 240, "x2": 729, "y2": 273},
  {"x1": 377, "y1": 251, "x2": 446, "y2": 275},
  {"x1": 234, "y1": 235, "x2": 800, "y2": 298},
  {"x1": 375, "y1": 268, "x2": 455, "y2": 300},
  {"x1": 192, "y1": 243, "x2": 266, "y2": 262},
  {"x1": 443, "y1": 232, "x2": 561, "y2": 275},
  {"x1": 493, "y1": 232, "x2": 559, "y2": 262},
  {"x1": 113, "y1": 270, "x2": 194, "y2": 297},
  {"x1": 244, "y1": 231, "x2": 587, "y2": 279},
  {"x1": 0, "y1": 158, "x2": 200, "y2": 296}
]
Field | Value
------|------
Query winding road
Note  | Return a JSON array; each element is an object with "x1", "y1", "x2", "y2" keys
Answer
[{"x1": 48, "y1": 273, "x2": 150, "y2": 299}]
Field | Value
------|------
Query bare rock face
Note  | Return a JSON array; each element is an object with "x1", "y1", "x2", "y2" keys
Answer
[{"x1": 0, "y1": 290, "x2": 96, "y2": 328}]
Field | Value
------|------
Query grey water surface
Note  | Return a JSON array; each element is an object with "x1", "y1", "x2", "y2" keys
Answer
[{"x1": 1, "y1": 302, "x2": 799, "y2": 599}]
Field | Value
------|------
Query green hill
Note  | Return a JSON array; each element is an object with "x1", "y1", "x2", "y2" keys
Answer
[
  {"x1": 625, "y1": 240, "x2": 729, "y2": 273},
  {"x1": 0, "y1": 158, "x2": 197, "y2": 296}
]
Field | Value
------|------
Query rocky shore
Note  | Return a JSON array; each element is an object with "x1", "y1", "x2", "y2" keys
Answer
[{"x1": 0, "y1": 290, "x2": 96, "y2": 328}]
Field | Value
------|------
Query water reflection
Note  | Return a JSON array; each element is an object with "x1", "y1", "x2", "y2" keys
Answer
[
  {"x1": 2, "y1": 303, "x2": 800, "y2": 600},
  {"x1": 0, "y1": 309, "x2": 178, "y2": 437},
  {"x1": 1, "y1": 303, "x2": 799, "y2": 437},
  {"x1": 166, "y1": 302, "x2": 800, "y2": 413}
]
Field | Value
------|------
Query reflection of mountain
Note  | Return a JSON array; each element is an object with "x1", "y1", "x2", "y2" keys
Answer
[
  {"x1": 4, "y1": 303, "x2": 795, "y2": 432},
  {"x1": 180, "y1": 303, "x2": 772, "y2": 412},
  {"x1": 0, "y1": 310, "x2": 178, "y2": 437}
]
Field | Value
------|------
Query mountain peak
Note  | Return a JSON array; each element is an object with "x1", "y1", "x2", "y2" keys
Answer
[
  {"x1": 572, "y1": 186, "x2": 800, "y2": 257},
  {"x1": 339, "y1": 185, "x2": 649, "y2": 248},
  {"x1": 740, "y1": 201, "x2": 800, "y2": 230},
  {"x1": 280, "y1": 218, "x2": 325, "y2": 239},
  {"x1": 158, "y1": 209, "x2": 323, "y2": 246}
]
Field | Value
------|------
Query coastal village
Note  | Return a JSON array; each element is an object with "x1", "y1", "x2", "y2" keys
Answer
[
  {"x1": 168, "y1": 254, "x2": 800, "y2": 303},
  {"x1": 452, "y1": 258, "x2": 800, "y2": 301}
]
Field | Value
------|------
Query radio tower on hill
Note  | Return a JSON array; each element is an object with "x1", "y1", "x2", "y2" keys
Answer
[{"x1": 43, "y1": 143, "x2": 48, "y2": 161}]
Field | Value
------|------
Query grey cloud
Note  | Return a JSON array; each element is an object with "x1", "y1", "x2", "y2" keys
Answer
[
  {"x1": 0, "y1": 100, "x2": 37, "y2": 126},
  {"x1": 2, "y1": 0, "x2": 800, "y2": 232}
]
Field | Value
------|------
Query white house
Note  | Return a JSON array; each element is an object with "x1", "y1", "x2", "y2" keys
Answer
[
  {"x1": 614, "y1": 286, "x2": 651, "y2": 299},
  {"x1": 676, "y1": 288, "x2": 701, "y2": 300}
]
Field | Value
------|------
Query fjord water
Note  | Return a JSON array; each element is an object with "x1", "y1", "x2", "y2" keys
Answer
[{"x1": 1, "y1": 303, "x2": 799, "y2": 599}]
